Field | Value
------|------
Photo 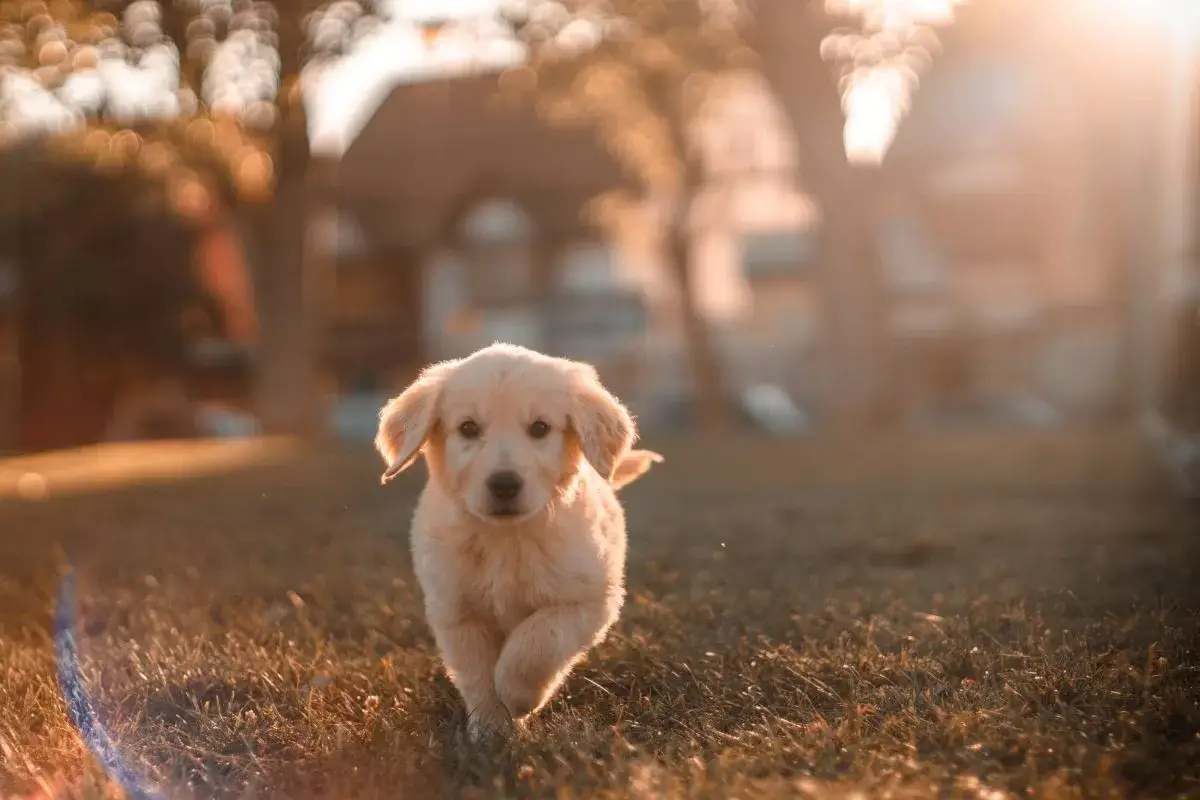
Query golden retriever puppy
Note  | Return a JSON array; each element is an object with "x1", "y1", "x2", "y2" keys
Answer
[{"x1": 375, "y1": 343, "x2": 647, "y2": 739}]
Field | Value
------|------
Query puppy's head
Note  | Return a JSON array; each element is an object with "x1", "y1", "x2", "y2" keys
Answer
[{"x1": 376, "y1": 343, "x2": 635, "y2": 524}]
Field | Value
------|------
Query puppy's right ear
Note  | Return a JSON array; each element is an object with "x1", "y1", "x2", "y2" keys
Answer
[{"x1": 376, "y1": 360, "x2": 457, "y2": 484}]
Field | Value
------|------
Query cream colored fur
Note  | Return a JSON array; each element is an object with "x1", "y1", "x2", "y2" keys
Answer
[{"x1": 375, "y1": 343, "x2": 655, "y2": 739}]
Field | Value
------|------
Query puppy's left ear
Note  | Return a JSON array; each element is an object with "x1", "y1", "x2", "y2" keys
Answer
[
  {"x1": 611, "y1": 449, "x2": 664, "y2": 491},
  {"x1": 376, "y1": 359, "x2": 458, "y2": 484},
  {"x1": 568, "y1": 364, "x2": 636, "y2": 481}
]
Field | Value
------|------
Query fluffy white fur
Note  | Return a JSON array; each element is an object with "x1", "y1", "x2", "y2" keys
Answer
[{"x1": 375, "y1": 343, "x2": 658, "y2": 739}]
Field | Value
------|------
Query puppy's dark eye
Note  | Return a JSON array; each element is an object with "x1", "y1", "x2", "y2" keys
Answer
[
  {"x1": 458, "y1": 420, "x2": 481, "y2": 440},
  {"x1": 528, "y1": 420, "x2": 551, "y2": 440}
]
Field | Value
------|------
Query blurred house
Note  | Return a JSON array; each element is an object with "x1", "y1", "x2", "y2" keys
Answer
[
  {"x1": 319, "y1": 67, "x2": 820, "y2": 420},
  {"x1": 871, "y1": 3, "x2": 1169, "y2": 428},
  {"x1": 318, "y1": 72, "x2": 636, "y2": 402}
]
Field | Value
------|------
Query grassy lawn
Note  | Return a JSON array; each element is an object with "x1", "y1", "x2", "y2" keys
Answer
[{"x1": 1, "y1": 431, "x2": 1197, "y2": 798}]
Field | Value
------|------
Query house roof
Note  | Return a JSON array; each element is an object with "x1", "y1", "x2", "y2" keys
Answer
[{"x1": 333, "y1": 71, "x2": 634, "y2": 250}]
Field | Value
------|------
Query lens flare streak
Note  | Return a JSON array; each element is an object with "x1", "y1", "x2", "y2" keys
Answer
[{"x1": 54, "y1": 567, "x2": 164, "y2": 800}]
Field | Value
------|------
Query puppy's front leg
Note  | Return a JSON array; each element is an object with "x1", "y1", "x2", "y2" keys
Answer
[
  {"x1": 431, "y1": 618, "x2": 509, "y2": 739},
  {"x1": 493, "y1": 602, "x2": 613, "y2": 720}
]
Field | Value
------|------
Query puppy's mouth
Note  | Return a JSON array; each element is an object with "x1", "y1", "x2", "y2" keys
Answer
[
  {"x1": 489, "y1": 505, "x2": 522, "y2": 518},
  {"x1": 477, "y1": 502, "x2": 540, "y2": 524}
]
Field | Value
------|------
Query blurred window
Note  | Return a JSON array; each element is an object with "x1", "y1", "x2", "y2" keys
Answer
[
  {"x1": 315, "y1": 209, "x2": 370, "y2": 263},
  {"x1": 546, "y1": 289, "x2": 647, "y2": 360},
  {"x1": 559, "y1": 243, "x2": 619, "y2": 292},
  {"x1": 877, "y1": 213, "x2": 949, "y2": 294},
  {"x1": 461, "y1": 198, "x2": 534, "y2": 306},
  {"x1": 740, "y1": 227, "x2": 816, "y2": 280}
]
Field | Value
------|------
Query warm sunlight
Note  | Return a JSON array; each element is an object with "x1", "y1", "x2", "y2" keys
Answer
[
  {"x1": 1079, "y1": 0, "x2": 1200, "y2": 38},
  {"x1": 824, "y1": 0, "x2": 969, "y2": 164},
  {"x1": 0, "y1": 438, "x2": 298, "y2": 500},
  {"x1": 842, "y1": 65, "x2": 908, "y2": 165},
  {"x1": 1102, "y1": 0, "x2": 1200, "y2": 30},
  {"x1": 835, "y1": 0, "x2": 1200, "y2": 165}
]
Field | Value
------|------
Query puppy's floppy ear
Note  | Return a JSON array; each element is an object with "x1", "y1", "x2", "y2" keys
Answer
[
  {"x1": 611, "y1": 449, "x2": 664, "y2": 491},
  {"x1": 376, "y1": 360, "x2": 457, "y2": 484},
  {"x1": 567, "y1": 363, "x2": 636, "y2": 481}
]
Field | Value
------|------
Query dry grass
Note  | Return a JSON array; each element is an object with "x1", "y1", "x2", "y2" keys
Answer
[{"x1": 1, "y1": 430, "x2": 1198, "y2": 799}]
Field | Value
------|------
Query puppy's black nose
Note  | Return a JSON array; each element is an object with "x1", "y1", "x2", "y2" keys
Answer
[{"x1": 486, "y1": 470, "x2": 524, "y2": 501}]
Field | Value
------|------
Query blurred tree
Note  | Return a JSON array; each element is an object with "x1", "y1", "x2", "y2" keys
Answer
[
  {"x1": 754, "y1": 0, "x2": 968, "y2": 430},
  {"x1": 501, "y1": 0, "x2": 965, "y2": 430},
  {"x1": 0, "y1": 0, "x2": 378, "y2": 446},
  {"x1": 753, "y1": 0, "x2": 888, "y2": 432},
  {"x1": 0, "y1": 136, "x2": 219, "y2": 449},
  {"x1": 499, "y1": 0, "x2": 753, "y2": 427}
]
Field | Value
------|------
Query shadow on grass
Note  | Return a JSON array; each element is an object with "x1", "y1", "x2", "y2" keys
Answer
[
  {"x1": 104, "y1": 673, "x2": 454, "y2": 799},
  {"x1": 113, "y1": 669, "x2": 629, "y2": 799}
]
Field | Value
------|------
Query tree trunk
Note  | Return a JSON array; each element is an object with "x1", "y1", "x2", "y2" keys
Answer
[
  {"x1": 379, "y1": 243, "x2": 425, "y2": 387},
  {"x1": 0, "y1": 320, "x2": 17, "y2": 454},
  {"x1": 247, "y1": 99, "x2": 327, "y2": 437},
  {"x1": 1144, "y1": 29, "x2": 1198, "y2": 429},
  {"x1": 752, "y1": 1, "x2": 888, "y2": 435},
  {"x1": 667, "y1": 222, "x2": 729, "y2": 429},
  {"x1": 242, "y1": 1, "x2": 332, "y2": 438},
  {"x1": 811, "y1": 170, "x2": 885, "y2": 433}
]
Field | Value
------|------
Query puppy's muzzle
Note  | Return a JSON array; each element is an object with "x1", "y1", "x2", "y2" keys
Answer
[{"x1": 485, "y1": 470, "x2": 524, "y2": 517}]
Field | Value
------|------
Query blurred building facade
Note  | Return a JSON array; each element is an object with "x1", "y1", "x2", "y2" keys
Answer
[{"x1": 873, "y1": 16, "x2": 1123, "y2": 427}]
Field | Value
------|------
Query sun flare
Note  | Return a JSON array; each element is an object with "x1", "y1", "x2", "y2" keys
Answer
[{"x1": 1096, "y1": 0, "x2": 1200, "y2": 32}]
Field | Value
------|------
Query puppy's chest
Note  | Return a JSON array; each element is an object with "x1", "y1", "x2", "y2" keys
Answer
[{"x1": 464, "y1": 535, "x2": 588, "y2": 633}]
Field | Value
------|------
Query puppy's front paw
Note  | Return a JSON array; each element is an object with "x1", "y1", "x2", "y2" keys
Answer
[
  {"x1": 494, "y1": 666, "x2": 550, "y2": 721},
  {"x1": 496, "y1": 680, "x2": 540, "y2": 720}
]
